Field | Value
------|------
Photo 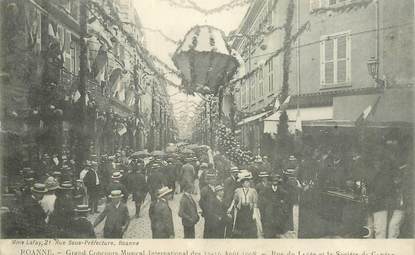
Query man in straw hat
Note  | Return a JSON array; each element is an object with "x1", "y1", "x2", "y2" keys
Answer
[
  {"x1": 148, "y1": 163, "x2": 168, "y2": 201},
  {"x1": 107, "y1": 171, "x2": 129, "y2": 203},
  {"x1": 40, "y1": 176, "x2": 59, "y2": 223},
  {"x1": 149, "y1": 186, "x2": 174, "y2": 238},
  {"x1": 258, "y1": 172, "x2": 290, "y2": 238},
  {"x1": 22, "y1": 183, "x2": 48, "y2": 237},
  {"x1": 178, "y1": 183, "x2": 199, "y2": 238},
  {"x1": 69, "y1": 205, "x2": 96, "y2": 238},
  {"x1": 94, "y1": 190, "x2": 130, "y2": 238}
]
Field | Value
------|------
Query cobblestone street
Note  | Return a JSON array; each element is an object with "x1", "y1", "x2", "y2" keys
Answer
[{"x1": 89, "y1": 183, "x2": 205, "y2": 238}]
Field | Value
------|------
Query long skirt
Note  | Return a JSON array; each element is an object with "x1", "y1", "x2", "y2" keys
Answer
[{"x1": 234, "y1": 205, "x2": 257, "y2": 238}]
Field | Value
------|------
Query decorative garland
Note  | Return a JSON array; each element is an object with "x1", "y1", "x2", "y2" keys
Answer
[
  {"x1": 216, "y1": 123, "x2": 253, "y2": 166},
  {"x1": 160, "y1": 0, "x2": 254, "y2": 15},
  {"x1": 87, "y1": 0, "x2": 183, "y2": 91},
  {"x1": 311, "y1": 0, "x2": 373, "y2": 15}
]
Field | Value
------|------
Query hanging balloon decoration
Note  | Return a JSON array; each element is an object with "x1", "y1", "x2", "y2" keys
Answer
[{"x1": 172, "y1": 25, "x2": 239, "y2": 95}]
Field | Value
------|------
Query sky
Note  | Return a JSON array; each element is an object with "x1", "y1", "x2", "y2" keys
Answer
[{"x1": 133, "y1": 0, "x2": 248, "y2": 139}]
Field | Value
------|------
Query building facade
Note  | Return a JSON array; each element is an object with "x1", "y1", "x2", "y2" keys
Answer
[
  {"x1": 0, "y1": 0, "x2": 174, "y2": 179},
  {"x1": 232, "y1": 0, "x2": 414, "y2": 155}
]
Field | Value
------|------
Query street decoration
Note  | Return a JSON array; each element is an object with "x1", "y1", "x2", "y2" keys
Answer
[
  {"x1": 217, "y1": 123, "x2": 253, "y2": 166},
  {"x1": 160, "y1": 0, "x2": 254, "y2": 15},
  {"x1": 172, "y1": 25, "x2": 239, "y2": 95}
]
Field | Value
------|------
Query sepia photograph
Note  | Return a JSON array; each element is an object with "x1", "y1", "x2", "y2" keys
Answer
[{"x1": 0, "y1": 0, "x2": 414, "y2": 241}]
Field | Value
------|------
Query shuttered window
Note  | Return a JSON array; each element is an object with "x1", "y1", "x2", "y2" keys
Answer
[{"x1": 320, "y1": 32, "x2": 351, "y2": 86}]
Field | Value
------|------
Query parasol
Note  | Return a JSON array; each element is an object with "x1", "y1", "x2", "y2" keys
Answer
[
  {"x1": 131, "y1": 150, "x2": 151, "y2": 158},
  {"x1": 151, "y1": 150, "x2": 167, "y2": 156}
]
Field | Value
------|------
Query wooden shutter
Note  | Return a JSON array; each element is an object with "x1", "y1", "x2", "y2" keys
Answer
[{"x1": 336, "y1": 35, "x2": 347, "y2": 82}]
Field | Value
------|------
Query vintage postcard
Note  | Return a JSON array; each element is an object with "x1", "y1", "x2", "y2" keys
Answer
[{"x1": 0, "y1": 0, "x2": 413, "y2": 254}]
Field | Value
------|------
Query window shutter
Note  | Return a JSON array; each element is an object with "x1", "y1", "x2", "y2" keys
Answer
[{"x1": 320, "y1": 39, "x2": 325, "y2": 85}]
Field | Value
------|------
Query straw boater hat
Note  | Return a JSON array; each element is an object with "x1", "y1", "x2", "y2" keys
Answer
[
  {"x1": 52, "y1": 171, "x2": 62, "y2": 177},
  {"x1": 206, "y1": 171, "x2": 218, "y2": 179},
  {"x1": 44, "y1": 177, "x2": 59, "y2": 191},
  {"x1": 157, "y1": 186, "x2": 173, "y2": 198},
  {"x1": 288, "y1": 155, "x2": 297, "y2": 161},
  {"x1": 200, "y1": 163, "x2": 208, "y2": 169},
  {"x1": 108, "y1": 190, "x2": 123, "y2": 199},
  {"x1": 258, "y1": 171, "x2": 270, "y2": 178},
  {"x1": 237, "y1": 170, "x2": 253, "y2": 182},
  {"x1": 59, "y1": 181, "x2": 74, "y2": 190},
  {"x1": 112, "y1": 171, "x2": 122, "y2": 179},
  {"x1": 74, "y1": 204, "x2": 90, "y2": 213},
  {"x1": 31, "y1": 183, "x2": 48, "y2": 193},
  {"x1": 254, "y1": 155, "x2": 262, "y2": 162},
  {"x1": 230, "y1": 166, "x2": 239, "y2": 173}
]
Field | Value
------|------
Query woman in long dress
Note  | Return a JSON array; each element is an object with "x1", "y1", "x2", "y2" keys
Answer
[{"x1": 227, "y1": 170, "x2": 258, "y2": 238}]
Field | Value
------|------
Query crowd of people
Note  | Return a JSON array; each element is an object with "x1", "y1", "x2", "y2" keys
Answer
[{"x1": 1, "y1": 139, "x2": 413, "y2": 239}]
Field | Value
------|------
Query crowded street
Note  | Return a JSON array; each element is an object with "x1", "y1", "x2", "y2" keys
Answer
[{"x1": 1, "y1": 0, "x2": 414, "y2": 240}]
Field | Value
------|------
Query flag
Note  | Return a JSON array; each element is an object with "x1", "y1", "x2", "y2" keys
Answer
[
  {"x1": 274, "y1": 95, "x2": 291, "y2": 111},
  {"x1": 73, "y1": 90, "x2": 81, "y2": 102},
  {"x1": 356, "y1": 96, "x2": 381, "y2": 125},
  {"x1": 117, "y1": 123, "x2": 127, "y2": 136}
]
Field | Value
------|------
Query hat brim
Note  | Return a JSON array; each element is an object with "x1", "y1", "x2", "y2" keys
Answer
[
  {"x1": 109, "y1": 193, "x2": 124, "y2": 198},
  {"x1": 59, "y1": 186, "x2": 74, "y2": 190},
  {"x1": 157, "y1": 189, "x2": 173, "y2": 198},
  {"x1": 74, "y1": 208, "x2": 91, "y2": 212},
  {"x1": 47, "y1": 186, "x2": 59, "y2": 191},
  {"x1": 31, "y1": 187, "x2": 48, "y2": 193}
]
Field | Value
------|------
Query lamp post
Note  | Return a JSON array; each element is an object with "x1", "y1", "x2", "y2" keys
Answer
[{"x1": 367, "y1": 57, "x2": 386, "y2": 87}]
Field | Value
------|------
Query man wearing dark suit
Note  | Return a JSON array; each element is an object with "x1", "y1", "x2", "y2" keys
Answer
[
  {"x1": 199, "y1": 173, "x2": 217, "y2": 238},
  {"x1": 94, "y1": 190, "x2": 130, "y2": 238},
  {"x1": 83, "y1": 164, "x2": 101, "y2": 213},
  {"x1": 181, "y1": 158, "x2": 196, "y2": 193},
  {"x1": 22, "y1": 183, "x2": 48, "y2": 238},
  {"x1": 259, "y1": 174, "x2": 290, "y2": 238},
  {"x1": 127, "y1": 163, "x2": 148, "y2": 218},
  {"x1": 149, "y1": 187, "x2": 174, "y2": 238},
  {"x1": 178, "y1": 184, "x2": 200, "y2": 238},
  {"x1": 223, "y1": 167, "x2": 239, "y2": 237},
  {"x1": 205, "y1": 185, "x2": 228, "y2": 238},
  {"x1": 148, "y1": 165, "x2": 168, "y2": 201}
]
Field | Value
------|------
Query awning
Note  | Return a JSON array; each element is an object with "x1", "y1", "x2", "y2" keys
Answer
[
  {"x1": 331, "y1": 87, "x2": 414, "y2": 126},
  {"x1": 237, "y1": 111, "x2": 270, "y2": 126},
  {"x1": 263, "y1": 106, "x2": 333, "y2": 133}
]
